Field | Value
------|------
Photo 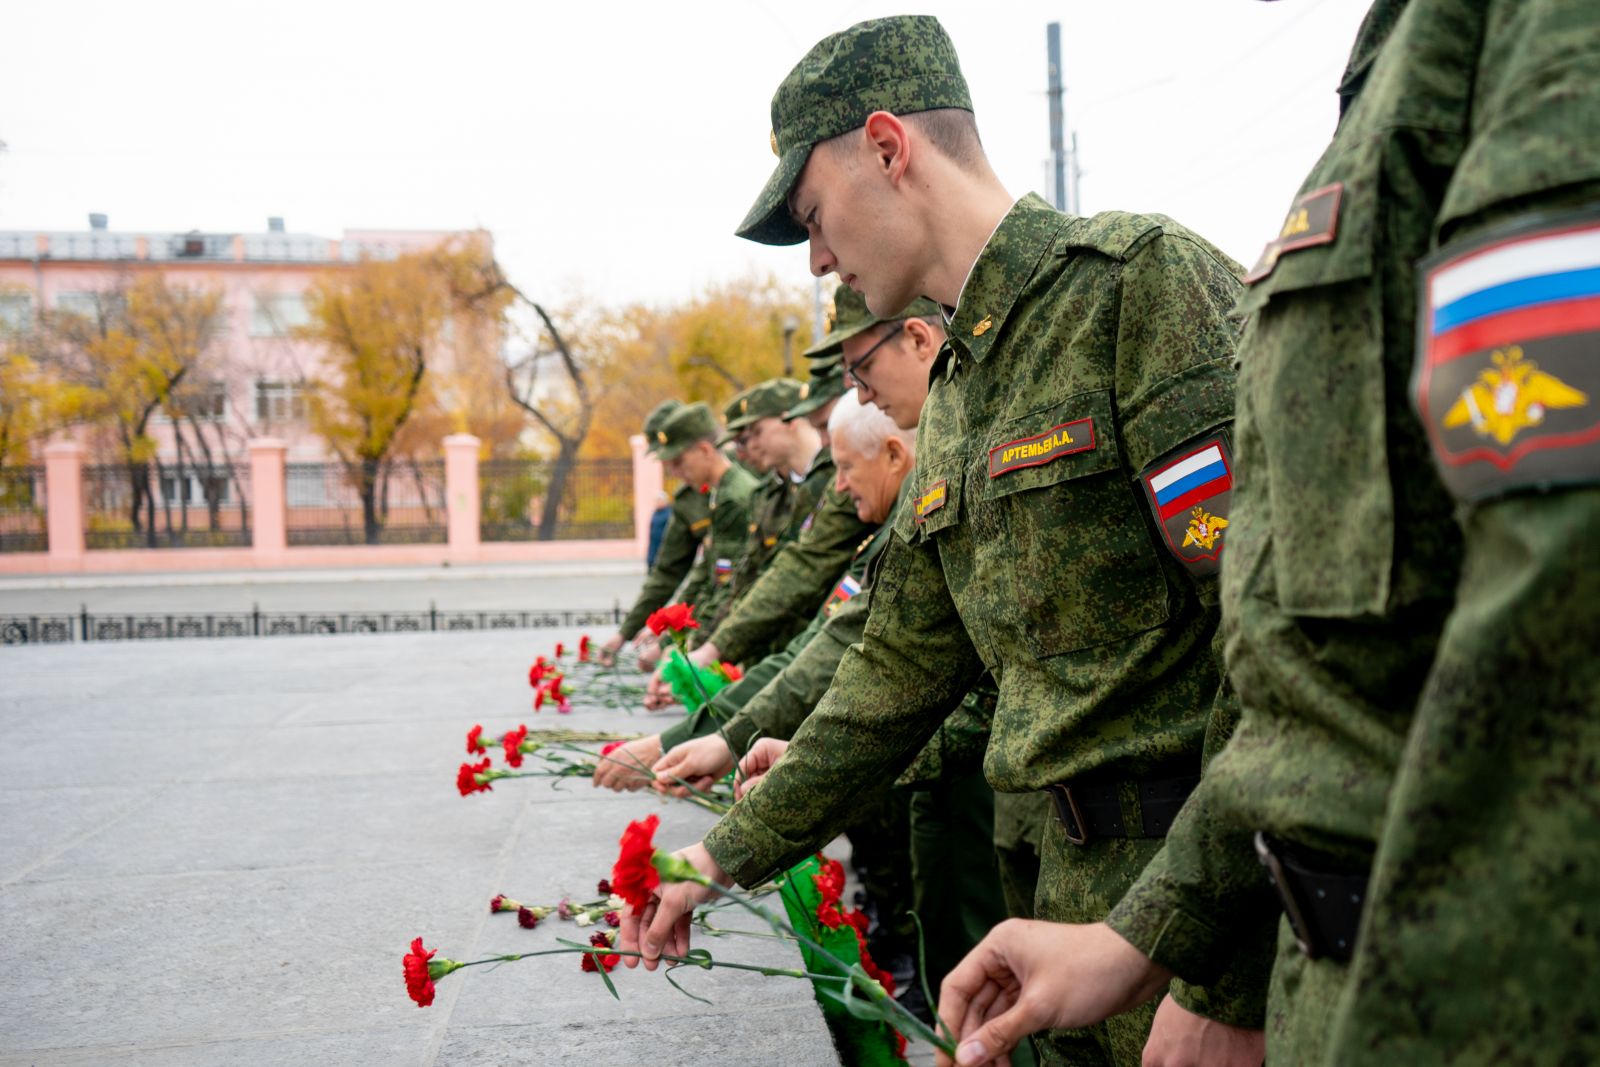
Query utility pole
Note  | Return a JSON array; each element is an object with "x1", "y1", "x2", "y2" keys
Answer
[
  {"x1": 1046, "y1": 22, "x2": 1083, "y2": 214},
  {"x1": 1047, "y1": 22, "x2": 1067, "y2": 213}
]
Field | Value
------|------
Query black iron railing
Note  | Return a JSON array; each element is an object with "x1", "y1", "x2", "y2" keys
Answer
[
  {"x1": 0, "y1": 605, "x2": 623, "y2": 645},
  {"x1": 285, "y1": 460, "x2": 447, "y2": 546},
  {"x1": 0, "y1": 465, "x2": 47, "y2": 553},
  {"x1": 480, "y1": 458, "x2": 633, "y2": 542},
  {"x1": 83, "y1": 462, "x2": 252, "y2": 549}
]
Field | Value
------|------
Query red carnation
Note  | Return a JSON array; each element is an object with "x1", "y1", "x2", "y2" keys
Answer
[
  {"x1": 599, "y1": 740, "x2": 625, "y2": 757},
  {"x1": 528, "y1": 663, "x2": 548, "y2": 687},
  {"x1": 610, "y1": 814, "x2": 661, "y2": 915},
  {"x1": 466, "y1": 724, "x2": 486, "y2": 753},
  {"x1": 581, "y1": 931, "x2": 620, "y2": 973},
  {"x1": 813, "y1": 856, "x2": 849, "y2": 930},
  {"x1": 517, "y1": 906, "x2": 541, "y2": 930},
  {"x1": 721, "y1": 662, "x2": 743, "y2": 682},
  {"x1": 555, "y1": 642, "x2": 565, "y2": 659},
  {"x1": 578, "y1": 635, "x2": 591, "y2": 662},
  {"x1": 645, "y1": 603, "x2": 699, "y2": 636},
  {"x1": 533, "y1": 689, "x2": 546, "y2": 712},
  {"x1": 503, "y1": 724, "x2": 529, "y2": 768},
  {"x1": 404, "y1": 937, "x2": 437, "y2": 1007},
  {"x1": 457, "y1": 758, "x2": 493, "y2": 796},
  {"x1": 597, "y1": 878, "x2": 612, "y2": 895},
  {"x1": 556, "y1": 697, "x2": 572, "y2": 715},
  {"x1": 490, "y1": 894, "x2": 511, "y2": 913},
  {"x1": 603, "y1": 910, "x2": 620, "y2": 928}
]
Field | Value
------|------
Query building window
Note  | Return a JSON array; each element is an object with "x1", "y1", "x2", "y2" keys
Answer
[
  {"x1": 255, "y1": 380, "x2": 309, "y2": 423},
  {"x1": 159, "y1": 472, "x2": 234, "y2": 506},
  {"x1": 167, "y1": 380, "x2": 229, "y2": 423},
  {"x1": 56, "y1": 290, "x2": 122, "y2": 320},
  {"x1": 250, "y1": 293, "x2": 311, "y2": 337},
  {"x1": 0, "y1": 292, "x2": 32, "y2": 333}
]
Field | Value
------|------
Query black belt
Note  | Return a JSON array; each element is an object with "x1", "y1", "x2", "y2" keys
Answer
[
  {"x1": 1254, "y1": 832, "x2": 1371, "y2": 963},
  {"x1": 1045, "y1": 773, "x2": 1200, "y2": 846}
]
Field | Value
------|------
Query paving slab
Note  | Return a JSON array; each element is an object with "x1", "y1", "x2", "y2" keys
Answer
[{"x1": 0, "y1": 627, "x2": 838, "y2": 1066}]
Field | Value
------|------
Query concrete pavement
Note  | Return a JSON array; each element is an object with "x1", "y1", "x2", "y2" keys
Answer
[{"x1": 0, "y1": 626, "x2": 840, "y2": 1066}]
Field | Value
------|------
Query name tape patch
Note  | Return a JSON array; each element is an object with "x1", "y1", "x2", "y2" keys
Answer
[
  {"x1": 988, "y1": 418, "x2": 1096, "y2": 478},
  {"x1": 1244, "y1": 182, "x2": 1343, "y2": 284},
  {"x1": 1415, "y1": 211, "x2": 1600, "y2": 501}
]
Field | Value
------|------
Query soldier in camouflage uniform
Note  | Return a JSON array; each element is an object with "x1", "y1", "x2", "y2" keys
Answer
[
  {"x1": 598, "y1": 400, "x2": 712, "y2": 668},
  {"x1": 619, "y1": 17, "x2": 1248, "y2": 1067},
  {"x1": 938, "y1": 3, "x2": 1600, "y2": 1066}
]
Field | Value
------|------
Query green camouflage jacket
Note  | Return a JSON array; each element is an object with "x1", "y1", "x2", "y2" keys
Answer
[
  {"x1": 618, "y1": 484, "x2": 711, "y2": 639},
  {"x1": 704, "y1": 193, "x2": 1239, "y2": 908}
]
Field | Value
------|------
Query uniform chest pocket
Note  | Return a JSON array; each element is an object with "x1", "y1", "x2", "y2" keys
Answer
[
  {"x1": 981, "y1": 390, "x2": 1171, "y2": 657},
  {"x1": 1231, "y1": 136, "x2": 1396, "y2": 617}
]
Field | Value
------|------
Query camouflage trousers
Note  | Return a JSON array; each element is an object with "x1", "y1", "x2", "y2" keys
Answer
[
  {"x1": 908, "y1": 769, "x2": 1011, "y2": 992},
  {"x1": 1264, "y1": 920, "x2": 1348, "y2": 1063},
  {"x1": 1029, "y1": 810, "x2": 1164, "y2": 1067}
]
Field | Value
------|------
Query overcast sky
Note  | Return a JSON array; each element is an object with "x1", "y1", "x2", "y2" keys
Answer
[{"x1": 1, "y1": 0, "x2": 1370, "y2": 309}]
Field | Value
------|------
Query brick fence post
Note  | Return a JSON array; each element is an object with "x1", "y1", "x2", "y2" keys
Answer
[
  {"x1": 249, "y1": 438, "x2": 287, "y2": 562},
  {"x1": 630, "y1": 434, "x2": 662, "y2": 556},
  {"x1": 444, "y1": 434, "x2": 481, "y2": 560},
  {"x1": 43, "y1": 441, "x2": 85, "y2": 568}
]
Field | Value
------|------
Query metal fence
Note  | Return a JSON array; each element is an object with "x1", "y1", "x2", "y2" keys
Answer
[
  {"x1": 83, "y1": 462, "x2": 252, "y2": 549},
  {"x1": 0, "y1": 466, "x2": 47, "y2": 553},
  {"x1": 285, "y1": 460, "x2": 447, "y2": 545},
  {"x1": 0, "y1": 606, "x2": 623, "y2": 645},
  {"x1": 480, "y1": 458, "x2": 633, "y2": 542}
]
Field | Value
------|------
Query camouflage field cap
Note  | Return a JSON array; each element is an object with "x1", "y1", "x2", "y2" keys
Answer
[
  {"x1": 804, "y1": 285, "x2": 943, "y2": 361},
  {"x1": 785, "y1": 359, "x2": 846, "y2": 420},
  {"x1": 724, "y1": 378, "x2": 805, "y2": 436},
  {"x1": 642, "y1": 398, "x2": 683, "y2": 454},
  {"x1": 654, "y1": 402, "x2": 719, "y2": 461},
  {"x1": 735, "y1": 15, "x2": 972, "y2": 246},
  {"x1": 717, "y1": 385, "x2": 761, "y2": 446}
]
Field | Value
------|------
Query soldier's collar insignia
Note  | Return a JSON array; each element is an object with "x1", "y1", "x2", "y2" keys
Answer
[{"x1": 972, "y1": 315, "x2": 993, "y2": 337}]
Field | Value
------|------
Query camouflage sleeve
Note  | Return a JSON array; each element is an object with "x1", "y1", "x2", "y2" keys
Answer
[
  {"x1": 708, "y1": 485, "x2": 872, "y2": 664},
  {"x1": 703, "y1": 529, "x2": 984, "y2": 887},
  {"x1": 895, "y1": 681, "x2": 996, "y2": 789},
  {"x1": 618, "y1": 509, "x2": 705, "y2": 639}
]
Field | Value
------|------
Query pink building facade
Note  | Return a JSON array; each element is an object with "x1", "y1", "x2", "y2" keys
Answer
[{"x1": 0, "y1": 219, "x2": 663, "y2": 572}]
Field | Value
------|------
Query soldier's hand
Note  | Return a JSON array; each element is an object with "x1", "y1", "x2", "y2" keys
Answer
[
  {"x1": 636, "y1": 635, "x2": 663, "y2": 672},
  {"x1": 591, "y1": 735, "x2": 662, "y2": 792},
  {"x1": 1141, "y1": 994, "x2": 1263, "y2": 1067},
  {"x1": 651, "y1": 734, "x2": 735, "y2": 796},
  {"x1": 597, "y1": 633, "x2": 625, "y2": 668},
  {"x1": 935, "y1": 920, "x2": 1171, "y2": 1067},
  {"x1": 643, "y1": 671, "x2": 679, "y2": 711},
  {"x1": 618, "y1": 841, "x2": 728, "y2": 972},
  {"x1": 734, "y1": 737, "x2": 790, "y2": 799},
  {"x1": 687, "y1": 640, "x2": 719, "y2": 669}
]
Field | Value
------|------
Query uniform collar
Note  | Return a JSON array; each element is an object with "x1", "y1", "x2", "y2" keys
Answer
[{"x1": 946, "y1": 194, "x2": 1067, "y2": 365}]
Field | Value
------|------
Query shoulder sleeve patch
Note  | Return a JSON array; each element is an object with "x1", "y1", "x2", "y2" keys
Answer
[
  {"x1": 1414, "y1": 209, "x2": 1600, "y2": 502},
  {"x1": 1140, "y1": 434, "x2": 1234, "y2": 577}
]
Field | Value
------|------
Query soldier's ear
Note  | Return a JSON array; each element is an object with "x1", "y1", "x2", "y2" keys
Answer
[
  {"x1": 903, "y1": 317, "x2": 941, "y2": 361},
  {"x1": 862, "y1": 111, "x2": 911, "y2": 184}
]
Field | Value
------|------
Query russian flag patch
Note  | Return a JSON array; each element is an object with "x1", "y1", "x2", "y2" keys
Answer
[
  {"x1": 1415, "y1": 210, "x2": 1600, "y2": 501},
  {"x1": 824, "y1": 573, "x2": 861, "y2": 616},
  {"x1": 1141, "y1": 436, "x2": 1233, "y2": 576}
]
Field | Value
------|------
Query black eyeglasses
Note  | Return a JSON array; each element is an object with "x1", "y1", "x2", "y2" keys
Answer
[{"x1": 843, "y1": 323, "x2": 904, "y2": 390}]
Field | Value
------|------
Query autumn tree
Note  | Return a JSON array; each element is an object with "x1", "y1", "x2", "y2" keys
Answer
[
  {"x1": 300, "y1": 235, "x2": 511, "y2": 544},
  {"x1": 38, "y1": 275, "x2": 224, "y2": 546}
]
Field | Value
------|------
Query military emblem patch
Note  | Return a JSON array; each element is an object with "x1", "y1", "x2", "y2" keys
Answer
[
  {"x1": 916, "y1": 479, "x2": 948, "y2": 521},
  {"x1": 1414, "y1": 211, "x2": 1600, "y2": 501},
  {"x1": 823, "y1": 574, "x2": 861, "y2": 616},
  {"x1": 714, "y1": 558, "x2": 733, "y2": 584},
  {"x1": 1141, "y1": 436, "x2": 1233, "y2": 576},
  {"x1": 988, "y1": 418, "x2": 1095, "y2": 478},
  {"x1": 1244, "y1": 182, "x2": 1343, "y2": 283}
]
